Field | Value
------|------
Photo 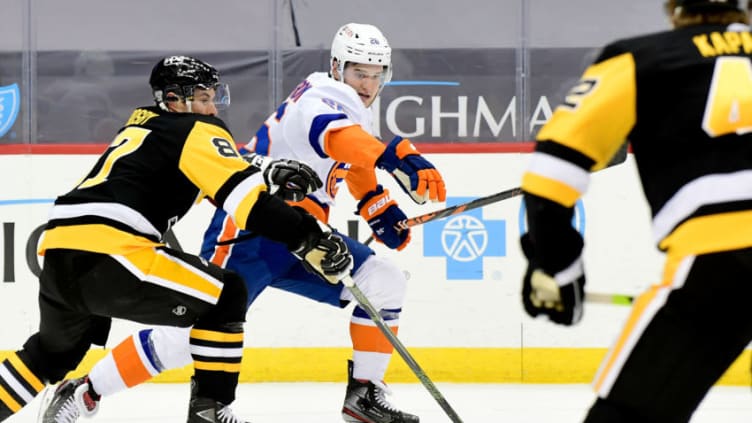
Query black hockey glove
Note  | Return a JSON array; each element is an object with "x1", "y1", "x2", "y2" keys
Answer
[
  {"x1": 244, "y1": 153, "x2": 322, "y2": 202},
  {"x1": 290, "y1": 214, "x2": 353, "y2": 284},
  {"x1": 520, "y1": 232, "x2": 585, "y2": 326}
]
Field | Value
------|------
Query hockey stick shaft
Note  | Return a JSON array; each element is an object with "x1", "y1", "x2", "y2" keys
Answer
[
  {"x1": 585, "y1": 292, "x2": 635, "y2": 306},
  {"x1": 341, "y1": 276, "x2": 464, "y2": 422},
  {"x1": 365, "y1": 186, "x2": 523, "y2": 246}
]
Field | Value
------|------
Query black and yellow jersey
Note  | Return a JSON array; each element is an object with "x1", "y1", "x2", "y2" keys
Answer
[
  {"x1": 40, "y1": 106, "x2": 307, "y2": 255},
  {"x1": 522, "y1": 23, "x2": 752, "y2": 255}
]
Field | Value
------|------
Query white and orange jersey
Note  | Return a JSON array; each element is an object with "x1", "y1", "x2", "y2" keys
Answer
[{"x1": 247, "y1": 72, "x2": 388, "y2": 222}]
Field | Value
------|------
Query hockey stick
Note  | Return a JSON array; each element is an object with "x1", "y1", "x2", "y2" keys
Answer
[
  {"x1": 364, "y1": 186, "x2": 523, "y2": 246},
  {"x1": 585, "y1": 292, "x2": 635, "y2": 306},
  {"x1": 363, "y1": 143, "x2": 631, "y2": 246},
  {"x1": 218, "y1": 186, "x2": 522, "y2": 247},
  {"x1": 341, "y1": 275, "x2": 464, "y2": 423}
]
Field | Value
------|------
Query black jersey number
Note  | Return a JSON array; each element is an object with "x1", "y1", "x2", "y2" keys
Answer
[
  {"x1": 212, "y1": 137, "x2": 240, "y2": 158},
  {"x1": 702, "y1": 57, "x2": 752, "y2": 137},
  {"x1": 561, "y1": 79, "x2": 598, "y2": 111},
  {"x1": 78, "y1": 127, "x2": 150, "y2": 189}
]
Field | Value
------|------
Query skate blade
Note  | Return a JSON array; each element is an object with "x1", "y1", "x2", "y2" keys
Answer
[{"x1": 342, "y1": 408, "x2": 373, "y2": 423}]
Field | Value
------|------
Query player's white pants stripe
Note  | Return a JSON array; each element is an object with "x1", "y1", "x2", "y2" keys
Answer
[{"x1": 111, "y1": 251, "x2": 223, "y2": 305}]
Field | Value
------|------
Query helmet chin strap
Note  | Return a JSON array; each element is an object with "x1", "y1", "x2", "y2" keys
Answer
[{"x1": 331, "y1": 59, "x2": 345, "y2": 83}]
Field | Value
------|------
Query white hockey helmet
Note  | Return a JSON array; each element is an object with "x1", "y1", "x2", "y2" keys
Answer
[{"x1": 330, "y1": 23, "x2": 392, "y2": 86}]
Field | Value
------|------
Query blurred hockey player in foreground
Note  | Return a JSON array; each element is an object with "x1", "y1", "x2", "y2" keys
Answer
[
  {"x1": 22, "y1": 55, "x2": 352, "y2": 423},
  {"x1": 42, "y1": 24, "x2": 445, "y2": 423},
  {"x1": 519, "y1": 1, "x2": 752, "y2": 421}
]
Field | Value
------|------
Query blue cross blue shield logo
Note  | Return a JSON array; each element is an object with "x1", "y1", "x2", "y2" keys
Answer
[
  {"x1": 0, "y1": 84, "x2": 20, "y2": 139},
  {"x1": 423, "y1": 197, "x2": 506, "y2": 280}
]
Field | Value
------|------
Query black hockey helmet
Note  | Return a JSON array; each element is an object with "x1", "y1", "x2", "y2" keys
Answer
[
  {"x1": 149, "y1": 55, "x2": 230, "y2": 110},
  {"x1": 674, "y1": 0, "x2": 744, "y2": 12}
]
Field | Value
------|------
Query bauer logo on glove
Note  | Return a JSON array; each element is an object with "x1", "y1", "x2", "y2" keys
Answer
[
  {"x1": 365, "y1": 192, "x2": 393, "y2": 217},
  {"x1": 357, "y1": 185, "x2": 411, "y2": 250}
]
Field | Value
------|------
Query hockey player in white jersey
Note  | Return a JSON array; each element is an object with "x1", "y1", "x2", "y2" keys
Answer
[{"x1": 41, "y1": 23, "x2": 445, "y2": 423}]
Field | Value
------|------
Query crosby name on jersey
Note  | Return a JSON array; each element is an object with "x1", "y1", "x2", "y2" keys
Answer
[{"x1": 40, "y1": 105, "x2": 266, "y2": 256}]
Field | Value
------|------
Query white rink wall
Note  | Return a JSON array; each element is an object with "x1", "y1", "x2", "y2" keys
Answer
[{"x1": 0, "y1": 153, "x2": 663, "y2": 351}]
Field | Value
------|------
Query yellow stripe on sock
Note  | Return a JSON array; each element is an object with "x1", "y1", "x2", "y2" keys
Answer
[
  {"x1": 193, "y1": 361, "x2": 242, "y2": 373},
  {"x1": 0, "y1": 385, "x2": 21, "y2": 413},
  {"x1": 7, "y1": 354, "x2": 44, "y2": 393},
  {"x1": 190, "y1": 329, "x2": 243, "y2": 343}
]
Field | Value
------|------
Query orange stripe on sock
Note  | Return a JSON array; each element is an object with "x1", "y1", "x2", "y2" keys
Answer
[
  {"x1": 350, "y1": 322, "x2": 397, "y2": 354},
  {"x1": 211, "y1": 217, "x2": 239, "y2": 266},
  {"x1": 0, "y1": 385, "x2": 21, "y2": 413},
  {"x1": 112, "y1": 337, "x2": 153, "y2": 388}
]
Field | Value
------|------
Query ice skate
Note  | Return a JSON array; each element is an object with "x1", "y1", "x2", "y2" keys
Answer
[
  {"x1": 40, "y1": 376, "x2": 100, "y2": 423},
  {"x1": 341, "y1": 360, "x2": 419, "y2": 423},
  {"x1": 187, "y1": 377, "x2": 249, "y2": 423}
]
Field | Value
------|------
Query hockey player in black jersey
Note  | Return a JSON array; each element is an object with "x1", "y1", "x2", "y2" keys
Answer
[
  {"x1": 0, "y1": 55, "x2": 352, "y2": 423},
  {"x1": 520, "y1": 1, "x2": 752, "y2": 422}
]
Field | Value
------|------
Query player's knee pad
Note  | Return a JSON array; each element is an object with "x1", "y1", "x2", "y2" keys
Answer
[
  {"x1": 348, "y1": 255, "x2": 407, "y2": 310},
  {"x1": 148, "y1": 326, "x2": 192, "y2": 370},
  {"x1": 196, "y1": 271, "x2": 247, "y2": 327}
]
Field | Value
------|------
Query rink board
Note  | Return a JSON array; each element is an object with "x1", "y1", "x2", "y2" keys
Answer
[{"x1": 0, "y1": 153, "x2": 749, "y2": 385}]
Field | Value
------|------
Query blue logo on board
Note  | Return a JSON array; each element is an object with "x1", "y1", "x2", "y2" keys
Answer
[
  {"x1": 0, "y1": 83, "x2": 20, "y2": 138},
  {"x1": 423, "y1": 197, "x2": 506, "y2": 280}
]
